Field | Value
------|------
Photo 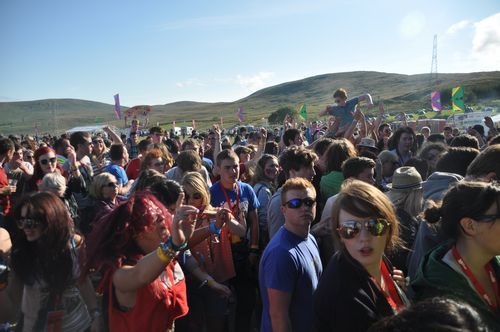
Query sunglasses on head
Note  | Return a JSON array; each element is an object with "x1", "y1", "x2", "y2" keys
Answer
[
  {"x1": 283, "y1": 197, "x2": 316, "y2": 209},
  {"x1": 186, "y1": 192, "x2": 203, "y2": 200},
  {"x1": 39, "y1": 157, "x2": 57, "y2": 165},
  {"x1": 17, "y1": 218, "x2": 41, "y2": 230},
  {"x1": 337, "y1": 218, "x2": 390, "y2": 239}
]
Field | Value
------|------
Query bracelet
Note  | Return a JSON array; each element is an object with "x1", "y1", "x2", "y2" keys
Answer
[
  {"x1": 167, "y1": 237, "x2": 188, "y2": 251},
  {"x1": 209, "y1": 222, "x2": 222, "y2": 235},
  {"x1": 156, "y1": 246, "x2": 173, "y2": 264}
]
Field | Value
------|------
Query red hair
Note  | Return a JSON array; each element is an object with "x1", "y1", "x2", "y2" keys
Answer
[{"x1": 82, "y1": 191, "x2": 173, "y2": 292}]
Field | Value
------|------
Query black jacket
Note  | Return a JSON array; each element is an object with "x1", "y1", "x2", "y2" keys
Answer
[{"x1": 313, "y1": 250, "x2": 407, "y2": 332}]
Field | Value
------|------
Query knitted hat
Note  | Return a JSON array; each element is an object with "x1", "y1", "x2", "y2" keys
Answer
[{"x1": 387, "y1": 166, "x2": 423, "y2": 190}]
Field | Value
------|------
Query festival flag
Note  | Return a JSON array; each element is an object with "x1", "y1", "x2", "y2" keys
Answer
[
  {"x1": 298, "y1": 104, "x2": 308, "y2": 120},
  {"x1": 431, "y1": 91, "x2": 441, "y2": 112},
  {"x1": 451, "y1": 86, "x2": 465, "y2": 112},
  {"x1": 113, "y1": 94, "x2": 121, "y2": 119},
  {"x1": 237, "y1": 106, "x2": 244, "y2": 123},
  {"x1": 192, "y1": 119, "x2": 196, "y2": 129}
]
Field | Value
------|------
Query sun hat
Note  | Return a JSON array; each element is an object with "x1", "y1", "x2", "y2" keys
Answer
[
  {"x1": 387, "y1": 166, "x2": 423, "y2": 191},
  {"x1": 357, "y1": 137, "x2": 377, "y2": 150}
]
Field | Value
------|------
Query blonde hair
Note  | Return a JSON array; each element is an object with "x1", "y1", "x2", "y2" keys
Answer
[
  {"x1": 386, "y1": 188, "x2": 424, "y2": 218},
  {"x1": 181, "y1": 172, "x2": 211, "y2": 207},
  {"x1": 89, "y1": 172, "x2": 117, "y2": 200},
  {"x1": 331, "y1": 180, "x2": 400, "y2": 251}
]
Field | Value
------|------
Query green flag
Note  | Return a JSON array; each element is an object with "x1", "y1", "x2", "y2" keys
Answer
[
  {"x1": 451, "y1": 86, "x2": 464, "y2": 112},
  {"x1": 298, "y1": 104, "x2": 307, "y2": 120}
]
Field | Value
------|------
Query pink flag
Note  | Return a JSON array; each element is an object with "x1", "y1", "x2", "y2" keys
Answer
[
  {"x1": 237, "y1": 106, "x2": 244, "y2": 123},
  {"x1": 114, "y1": 94, "x2": 121, "y2": 119},
  {"x1": 431, "y1": 91, "x2": 441, "y2": 112},
  {"x1": 192, "y1": 119, "x2": 196, "y2": 129}
]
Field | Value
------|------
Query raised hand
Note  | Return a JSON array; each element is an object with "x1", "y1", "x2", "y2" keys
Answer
[{"x1": 171, "y1": 193, "x2": 198, "y2": 247}]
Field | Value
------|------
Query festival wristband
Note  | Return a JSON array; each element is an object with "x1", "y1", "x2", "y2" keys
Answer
[
  {"x1": 209, "y1": 222, "x2": 222, "y2": 235},
  {"x1": 167, "y1": 237, "x2": 188, "y2": 252},
  {"x1": 156, "y1": 246, "x2": 172, "y2": 264}
]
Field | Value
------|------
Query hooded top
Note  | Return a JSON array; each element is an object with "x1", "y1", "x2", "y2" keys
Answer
[
  {"x1": 423, "y1": 171, "x2": 463, "y2": 201},
  {"x1": 411, "y1": 241, "x2": 500, "y2": 331}
]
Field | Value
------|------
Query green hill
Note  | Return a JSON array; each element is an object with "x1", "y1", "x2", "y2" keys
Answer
[{"x1": 1, "y1": 71, "x2": 499, "y2": 135}]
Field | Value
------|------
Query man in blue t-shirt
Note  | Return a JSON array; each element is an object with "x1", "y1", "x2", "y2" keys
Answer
[
  {"x1": 319, "y1": 88, "x2": 373, "y2": 132},
  {"x1": 104, "y1": 144, "x2": 134, "y2": 195},
  {"x1": 259, "y1": 177, "x2": 322, "y2": 332},
  {"x1": 210, "y1": 149, "x2": 260, "y2": 332}
]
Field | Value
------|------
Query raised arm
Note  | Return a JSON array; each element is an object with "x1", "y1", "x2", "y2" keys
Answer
[
  {"x1": 357, "y1": 93, "x2": 374, "y2": 108},
  {"x1": 104, "y1": 126, "x2": 123, "y2": 145}
]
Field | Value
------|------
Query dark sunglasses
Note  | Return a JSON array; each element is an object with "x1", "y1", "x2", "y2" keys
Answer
[
  {"x1": 17, "y1": 218, "x2": 41, "y2": 230},
  {"x1": 337, "y1": 219, "x2": 390, "y2": 239},
  {"x1": 39, "y1": 157, "x2": 57, "y2": 165},
  {"x1": 334, "y1": 99, "x2": 342, "y2": 103},
  {"x1": 186, "y1": 192, "x2": 203, "y2": 200},
  {"x1": 104, "y1": 182, "x2": 118, "y2": 188},
  {"x1": 283, "y1": 197, "x2": 316, "y2": 209}
]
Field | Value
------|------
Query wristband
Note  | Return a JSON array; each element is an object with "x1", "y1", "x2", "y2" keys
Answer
[
  {"x1": 167, "y1": 237, "x2": 188, "y2": 252},
  {"x1": 156, "y1": 246, "x2": 173, "y2": 264},
  {"x1": 209, "y1": 222, "x2": 222, "y2": 236}
]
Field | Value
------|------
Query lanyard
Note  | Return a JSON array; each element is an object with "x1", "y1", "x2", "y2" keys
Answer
[
  {"x1": 220, "y1": 183, "x2": 240, "y2": 219},
  {"x1": 452, "y1": 245, "x2": 499, "y2": 311},
  {"x1": 371, "y1": 261, "x2": 405, "y2": 312}
]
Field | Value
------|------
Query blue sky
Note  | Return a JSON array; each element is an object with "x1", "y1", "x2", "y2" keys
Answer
[{"x1": 1, "y1": 0, "x2": 499, "y2": 106}]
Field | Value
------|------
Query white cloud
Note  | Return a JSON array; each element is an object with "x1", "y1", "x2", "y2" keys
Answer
[
  {"x1": 236, "y1": 72, "x2": 275, "y2": 91},
  {"x1": 446, "y1": 20, "x2": 471, "y2": 35},
  {"x1": 471, "y1": 12, "x2": 500, "y2": 69},
  {"x1": 399, "y1": 12, "x2": 426, "y2": 39}
]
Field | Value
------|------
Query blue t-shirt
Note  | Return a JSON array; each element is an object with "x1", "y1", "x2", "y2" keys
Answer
[
  {"x1": 259, "y1": 227, "x2": 323, "y2": 332},
  {"x1": 328, "y1": 97, "x2": 359, "y2": 128},
  {"x1": 105, "y1": 164, "x2": 128, "y2": 185}
]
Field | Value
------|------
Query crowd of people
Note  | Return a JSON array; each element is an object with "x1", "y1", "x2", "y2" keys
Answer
[{"x1": 0, "y1": 87, "x2": 499, "y2": 331}]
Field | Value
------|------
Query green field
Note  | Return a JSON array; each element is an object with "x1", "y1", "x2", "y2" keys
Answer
[{"x1": 1, "y1": 71, "x2": 499, "y2": 135}]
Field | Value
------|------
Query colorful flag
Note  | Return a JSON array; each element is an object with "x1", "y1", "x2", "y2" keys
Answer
[
  {"x1": 452, "y1": 86, "x2": 465, "y2": 112},
  {"x1": 431, "y1": 91, "x2": 441, "y2": 112},
  {"x1": 298, "y1": 104, "x2": 308, "y2": 120},
  {"x1": 237, "y1": 106, "x2": 244, "y2": 123},
  {"x1": 192, "y1": 119, "x2": 196, "y2": 129},
  {"x1": 113, "y1": 94, "x2": 121, "y2": 119}
]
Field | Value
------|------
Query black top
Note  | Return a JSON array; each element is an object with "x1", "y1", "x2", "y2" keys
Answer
[{"x1": 313, "y1": 250, "x2": 398, "y2": 332}]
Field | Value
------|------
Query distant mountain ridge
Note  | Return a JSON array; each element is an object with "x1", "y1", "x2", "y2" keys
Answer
[{"x1": 1, "y1": 71, "x2": 499, "y2": 134}]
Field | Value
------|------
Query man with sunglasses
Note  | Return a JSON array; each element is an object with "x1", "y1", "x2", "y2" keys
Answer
[
  {"x1": 259, "y1": 177, "x2": 322, "y2": 332},
  {"x1": 267, "y1": 146, "x2": 318, "y2": 239}
]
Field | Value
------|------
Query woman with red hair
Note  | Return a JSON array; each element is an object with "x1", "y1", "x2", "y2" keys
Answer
[
  {"x1": 21, "y1": 146, "x2": 64, "y2": 195},
  {"x1": 83, "y1": 192, "x2": 197, "y2": 331}
]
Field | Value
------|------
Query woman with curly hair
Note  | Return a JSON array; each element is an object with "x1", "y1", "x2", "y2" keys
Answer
[
  {"x1": 10, "y1": 192, "x2": 99, "y2": 331},
  {"x1": 83, "y1": 191, "x2": 197, "y2": 331}
]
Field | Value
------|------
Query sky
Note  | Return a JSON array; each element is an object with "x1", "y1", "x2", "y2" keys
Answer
[{"x1": 1, "y1": 0, "x2": 499, "y2": 106}]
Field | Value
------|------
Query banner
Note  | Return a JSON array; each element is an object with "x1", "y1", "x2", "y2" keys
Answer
[
  {"x1": 452, "y1": 86, "x2": 464, "y2": 112},
  {"x1": 298, "y1": 104, "x2": 307, "y2": 120},
  {"x1": 237, "y1": 106, "x2": 244, "y2": 123},
  {"x1": 192, "y1": 119, "x2": 196, "y2": 129},
  {"x1": 113, "y1": 94, "x2": 121, "y2": 119},
  {"x1": 431, "y1": 91, "x2": 441, "y2": 112}
]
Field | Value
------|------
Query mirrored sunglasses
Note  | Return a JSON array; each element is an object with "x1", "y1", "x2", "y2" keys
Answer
[
  {"x1": 337, "y1": 218, "x2": 390, "y2": 239},
  {"x1": 283, "y1": 197, "x2": 316, "y2": 209}
]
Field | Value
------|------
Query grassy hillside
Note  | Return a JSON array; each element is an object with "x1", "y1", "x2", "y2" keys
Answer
[{"x1": 1, "y1": 71, "x2": 499, "y2": 135}]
